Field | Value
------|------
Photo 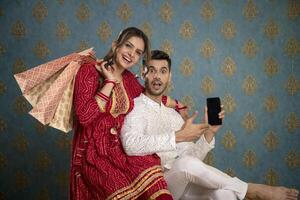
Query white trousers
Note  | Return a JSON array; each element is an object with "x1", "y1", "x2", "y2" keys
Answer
[{"x1": 164, "y1": 156, "x2": 248, "y2": 200}]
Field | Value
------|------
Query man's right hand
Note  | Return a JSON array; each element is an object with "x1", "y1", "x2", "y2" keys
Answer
[{"x1": 175, "y1": 111, "x2": 209, "y2": 142}]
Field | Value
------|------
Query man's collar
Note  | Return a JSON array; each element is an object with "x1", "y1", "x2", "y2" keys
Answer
[{"x1": 141, "y1": 93, "x2": 165, "y2": 112}]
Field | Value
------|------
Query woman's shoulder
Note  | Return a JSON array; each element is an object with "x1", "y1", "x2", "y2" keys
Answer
[{"x1": 78, "y1": 62, "x2": 98, "y2": 75}]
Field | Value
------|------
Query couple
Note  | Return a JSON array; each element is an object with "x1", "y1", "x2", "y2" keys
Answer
[{"x1": 70, "y1": 27, "x2": 298, "y2": 200}]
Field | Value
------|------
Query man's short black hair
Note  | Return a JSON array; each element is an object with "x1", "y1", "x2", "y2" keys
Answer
[{"x1": 143, "y1": 50, "x2": 171, "y2": 70}]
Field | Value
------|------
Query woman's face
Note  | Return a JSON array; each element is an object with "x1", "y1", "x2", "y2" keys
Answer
[{"x1": 114, "y1": 36, "x2": 145, "y2": 70}]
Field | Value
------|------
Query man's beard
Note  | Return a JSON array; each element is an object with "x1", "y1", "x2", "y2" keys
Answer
[{"x1": 144, "y1": 79, "x2": 168, "y2": 97}]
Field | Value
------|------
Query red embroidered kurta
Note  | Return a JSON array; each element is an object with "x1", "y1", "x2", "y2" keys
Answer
[{"x1": 70, "y1": 63, "x2": 171, "y2": 200}]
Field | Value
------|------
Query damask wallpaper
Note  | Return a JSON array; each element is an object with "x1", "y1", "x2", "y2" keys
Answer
[{"x1": 0, "y1": 0, "x2": 299, "y2": 199}]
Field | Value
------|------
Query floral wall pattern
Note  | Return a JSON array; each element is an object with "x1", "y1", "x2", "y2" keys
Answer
[{"x1": 0, "y1": 0, "x2": 299, "y2": 199}]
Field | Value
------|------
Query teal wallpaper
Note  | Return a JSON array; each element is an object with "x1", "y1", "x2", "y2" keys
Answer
[{"x1": 0, "y1": 0, "x2": 300, "y2": 199}]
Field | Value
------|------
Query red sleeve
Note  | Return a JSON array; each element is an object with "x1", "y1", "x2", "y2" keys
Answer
[{"x1": 74, "y1": 63, "x2": 104, "y2": 126}]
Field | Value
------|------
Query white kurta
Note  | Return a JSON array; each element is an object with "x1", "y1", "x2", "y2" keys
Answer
[{"x1": 121, "y1": 94, "x2": 247, "y2": 200}]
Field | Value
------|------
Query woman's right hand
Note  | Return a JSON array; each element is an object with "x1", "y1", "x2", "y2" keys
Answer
[{"x1": 95, "y1": 59, "x2": 116, "y2": 80}]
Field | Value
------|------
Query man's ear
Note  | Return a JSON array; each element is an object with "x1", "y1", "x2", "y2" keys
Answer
[{"x1": 141, "y1": 66, "x2": 148, "y2": 80}]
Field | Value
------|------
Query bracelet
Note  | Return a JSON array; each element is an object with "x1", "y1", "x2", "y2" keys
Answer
[
  {"x1": 104, "y1": 79, "x2": 117, "y2": 88},
  {"x1": 162, "y1": 95, "x2": 167, "y2": 105},
  {"x1": 97, "y1": 91, "x2": 110, "y2": 102}
]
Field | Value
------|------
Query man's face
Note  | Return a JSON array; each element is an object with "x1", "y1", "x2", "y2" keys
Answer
[{"x1": 144, "y1": 59, "x2": 171, "y2": 97}]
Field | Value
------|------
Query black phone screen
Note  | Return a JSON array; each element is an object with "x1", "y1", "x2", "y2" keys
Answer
[{"x1": 207, "y1": 97, "x2": 222, "y2": 125}]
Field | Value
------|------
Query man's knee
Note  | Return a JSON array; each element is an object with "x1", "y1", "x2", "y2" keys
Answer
[{"x1": 172, "y1": 156, "x2": 205, "y2": 173}]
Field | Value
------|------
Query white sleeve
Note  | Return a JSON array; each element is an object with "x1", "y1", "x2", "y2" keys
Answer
[
  {"x1": 176, "y1": 135, "x2": 215, "y2": 161},
  {"x1": 121, "y1": 108, "x2": 176, "y2": 156}
]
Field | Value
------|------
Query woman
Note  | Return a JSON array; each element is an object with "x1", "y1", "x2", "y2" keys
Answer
[{"x1": 70, "y1": 27, "x2": 174, "y2": 200}]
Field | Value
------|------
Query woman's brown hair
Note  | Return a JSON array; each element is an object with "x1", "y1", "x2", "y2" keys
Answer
[{"x1": 103, "y1": 27, "x2": 151, "y2": 66}]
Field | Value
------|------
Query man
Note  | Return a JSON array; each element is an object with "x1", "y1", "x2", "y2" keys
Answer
[{"x1": 121, "y1": 50, "x2": 299, "y2": 200}]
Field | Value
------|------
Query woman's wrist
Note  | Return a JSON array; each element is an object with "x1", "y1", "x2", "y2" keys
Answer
[{"x1": 104, "y1": 79, "x2": 117, "y2": 88}]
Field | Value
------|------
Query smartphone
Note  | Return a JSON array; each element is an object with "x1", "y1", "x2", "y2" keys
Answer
[{"x1": 206, "y1": 97, "x2": 222, "y2": 125}]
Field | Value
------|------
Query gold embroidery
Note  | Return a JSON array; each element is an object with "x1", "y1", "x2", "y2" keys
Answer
[
  {"x1": 243, "y1": 150, "x2": 257, "y2": 168},
  {"x1": 149, "y1": 189, "x2": 171, "y2": 199},
  {"x1": 200, "y1": 76, "x2": 215, "y2": 96},
  {"x1": 0, "y1": 152, "x2": 6, "y2": 170},
  {"x1": 107, "y1": 166, "x2": 163, "y2": 200},
  {"x1": 57, "y1": 171, "x2": 69, "y2": 189},
  {"x1": 76, "y1": 2, "x2": 90, "y2": 23},
  {"x1": 180, "y1": 57, "x2": 194, "y2": 77},
  {"x1": 141, "y1": 22, "x2": 152, "y2": 39},
  {"x1": 11, "y1": 20, "x2": 26, "y2": 39},
  {"x1": 243, "y1": 0, "x2": 259, "y2": 21},
  {"x1": 95, "y1": 95, "x2": 106, "y2": 112},
  {"x1": 264, "y1": 19, "x2": 279, "y2": 40},
  {"x1": 35, "y1": 151, "x2": 52, "y2": 171},
  {"x1": 285, "y1": 75, "x2": 300, "y2": 95},
  {"x1": 242, "y1": 75, "x2": 257, "y2": 95},
  {"x1": 160, "y1": 40, "x2": 174, "y2": 56},
  {"x1": 142, "y1": 0, "x2": 151, "y2": 5},
  {"x1": 285, "y1": 37, "x2": 300, "y2": 58},
  {"x1": 77, "y1": 40, "x2": 90, "y2": 52},
  {"x1": 285, "y1": 112, "x2": 298, "y2": 133},
  {"x1": 264, "y1": 57, "x2": 279, "y2": 77},
  {"x1": 0, "y1": 7, "x2": 4, "y2": 16},
  {"x1": 285, "y1": 150, "x2": 300, "y2": 169},
  {"x1": 56, "y1": 135, "x2": 71, "y2": 151},
  {"x1": 159, "y1": 2, "x2": 173, "y2": 23},
  {"x1": 222, "y1": 93, "x2": 236, "y2": 113},
  {"x1": 200, "y1": 1, "x2": 215, "y2": 22},
  {"x1": 221, "y1": 57, "x2": 236, "y2": 78},
  {"x1": 264, "y1": 131, "x2": 279, "y2": 151},
  {"x1": 12, "y1": 133, "x2": 29, "y2": 153},
  {"x1": 221, "y1": 130, "x2": 236, "y2": 150},
  {"x1": 100, "y1": 0, "x2": 110, "y2": 6},
  {"x1": 287, "y1": 0, "x2": 300, "y2": 20},
  {"x1": 56, "y1": 21, "x2": 71, "y2": 41},
  {"x1": 110, "y1": 83, "x2": 130, "y2": 118},
  {"x1": 200, "y1": 39, "x2": 215, "y2": 59},
  {"x1": 13, "y1": 96, "x2": 28, "y2": 115},
  {"x1": 221, "y1": 20, "x2": 236, "y2": 40},
  {"x1": 264, "y1": 95, "x2": 278, "y2": 113},
  {"x1": 0, "y1": 43, "x2": 6, "y2": 56},
  {"x1": 242, "y1": 38, "x2": 258, "y2": 58},
  {"x1": 37, "y1": 188, "x2": 51, "y2": 200},
  {"x1": 57, "y1": 0, "x2": 64, "y2": 5},
  {"x1": 33, "y1": 40, "x2": 50, "y2": 59},
  {"x1": 97, "y1": 21, "x2": 112, "y2": 42},
  {"x1": 13, "y1": 58, "x2": 27, "y2": 74},
  {"x1": 117, "y1": 3, "x2": 132, "y2": 22},
  {"x1": 0, "y1": 81, "x2": 7, "y2": 95},
  {"x1": 15, "y1": 170, "x2": 29, "y2": 189},
  {"x1": 32, "y1": 0, "x2": 48, "y2": 23},
  {"x1": 265, "y1": 168, "x2": 278, "y2": 186},
  {"x1": 179, "y1": 21, "x2": 195, "y2": 40},
  {"x1": 242, "y1": 112, "x2": 256, "y2": 133},
  {"x1": 0, "y1": 116, "x2": 7, "y2": 133}
]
